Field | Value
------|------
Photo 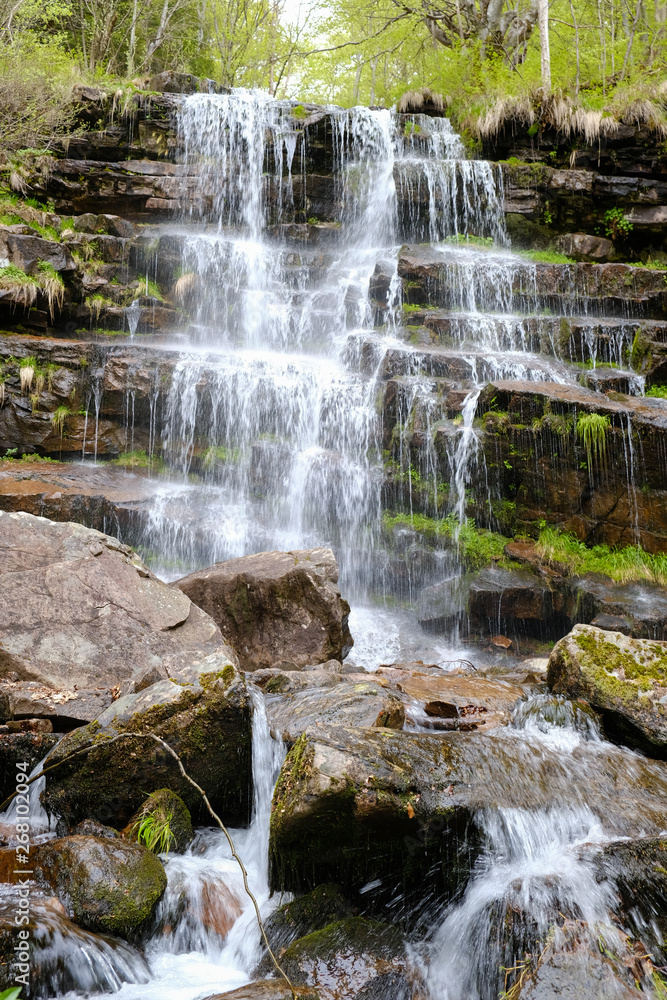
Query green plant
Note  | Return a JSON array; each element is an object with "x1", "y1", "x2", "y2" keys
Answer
[
  {"x1": 603, "y1": 207, "x2": 633, "y2": 242},
  {"x1": 542, "y1": 200, "x2": 553, "y2": 225},
  {"x1": 646, "y1": 385, "x2": 667, "y2": 399},
  {"x1": 51, "y1": 404, "x2": 70, "y2": 437},
  {"x1": 134, "y1": 806, "x2": 175, "y2": 855},
  {"x1": 536, "y1": 525, "x2": 667, "y2": 586},
  {"x1": 519, "y1": 249, "x2": 575, "y2": 264},
  {"x1": 576, "y1": 412, "x2": 610, "y2": 470},
  {"x1": 111, "y1": 449, "x2": 165, "y2": 471},
  {"x1": 0, "y1": 263, "x2": 37, "y2": 307},
  {"x1": 291, "y1": 103, "x2": 308, "y2": 118},
  {"x1": 0, "y1": 988, "x2": 23, "y2": 1000},
  {"x1": 137, "y1": 275, "x2": 164, "y2": 301}
]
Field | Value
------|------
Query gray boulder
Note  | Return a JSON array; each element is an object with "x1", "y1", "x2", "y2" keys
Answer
[
  {"x1": 548, "y1": 624, "x2": 667, "y2": 755},
  {"x1": 33, "y1": 835, "x2": 166, "y2": 938},
  {"x1": 42, "y1": 653, "x2": 252, "y2": 829},
  {"x1": 176, "y1": 548, "x2": 353, "y2": 670},
  {"x1": 0, "y1": 511, "x2": 226, "y2": 690}
]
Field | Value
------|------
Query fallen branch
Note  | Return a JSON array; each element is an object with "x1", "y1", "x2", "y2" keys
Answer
[{"x1": 0, "y1": 732, "x2": 297, "y2": 999}]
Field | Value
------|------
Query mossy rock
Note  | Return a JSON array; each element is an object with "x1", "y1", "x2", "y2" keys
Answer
[
  {"x1": 122, "y1": 788, "x2": 193, "y2": 853},
  {"x1": 280, "y1": 917, "x2": 405, "y2": 995},
  {"x1": 263, "y1": 883, "x2": 352, "y2": 956},
  {"x1": 42, "y1": 654, "x2": 252, "y2": 829},
  {"x1": 33, "y1": 834, "x2": 167, "y2": 939},
  {"x1": 548, "y1": 624, "x2": 667, "y2": 756}
]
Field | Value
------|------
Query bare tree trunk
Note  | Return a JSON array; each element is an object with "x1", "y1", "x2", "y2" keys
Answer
[
  {"x1": 537, "y1": 0, "x2": 551, "y2": 90},
  {"x1": 127, "y1": 0, "x2": 138, "y2": 76},
  {"x1": 620, "y1": 0, "x2": 643, "y2": 77},
  {"x1": 569, "y1": 0, "x2": 581, "y2": 93}
]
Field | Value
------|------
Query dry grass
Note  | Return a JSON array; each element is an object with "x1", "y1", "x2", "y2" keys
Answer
[
  {"x1": 469, "y1": 94, "x2": 535, "y2": 138},
  {"x1": 0, "y1": 266, "x2": 38, "y2": 307},
  {"x1": 173, "y1": 271, "x2": 199, "y2": 302},
  {"x1": 467, "y1": 87, "x2": 667, "y2": 141},
  {"x1": 397, "y1": 87, "x2": 446, "y2": 114}
]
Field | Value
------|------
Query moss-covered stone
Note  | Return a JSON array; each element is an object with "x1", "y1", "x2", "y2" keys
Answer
[
  {"x1": 548, "y1": 624, "x2": 667, "y2": 755},
  {"x1": 33, "y1": 834, "x2": 167, "y2": 939},
  {"x1": 263, "y1": 883, "x2": 352, "y2": 955},
  {"x1": 42, "y1": 654, "x2": 252, "y2": 829},
  {"x1": 122, "y1": 787, "x2": 193, "y2": 853},
  {"x1": 279, "y1": 917, "x2": 405, "y2": 996}
]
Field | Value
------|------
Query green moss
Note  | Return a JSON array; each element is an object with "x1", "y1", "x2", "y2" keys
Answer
[
  {"x1": 382, "y1": 511, "x2": 510, "y2": 571},
  {"x1": 630, "y1": 329, "x2": 652, "y2": 371},
  {"x1": 576, "y1": 412, "x2": 610, "y2": 469},
  {"x1": 518, "y1": 249, "x2": 576, "y2": 264},
  {"x1": 291, "y1": 104, "x2": 308, "y2": 119},
  {"x1": 536, "y1": 525, "x2": 667, "y2": 586},
  {"x1": 110, "y1": 449, "x2": 165, "y2": 470}
]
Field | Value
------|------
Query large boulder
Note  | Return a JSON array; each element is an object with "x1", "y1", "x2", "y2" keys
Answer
[
  {"x1": 269, "y1": 726, "x2": 667, "y2": 908},
  {"x1": 32, "y1": 835, "x2": 166, "y2": 938},
  {"x1": 41, "y1": 653, "x2": 252, "y2": 828},
  {"x1": 278, "y1": 917, "x2": 407, "y2": 999},
  {"x1": 0, "y1": 511, "x2": 226, "y2": 690},
  {"x1": 176, "y1": 548, "x2": 353, "y2": 670},
  {"x1": 547, "y1": 624, "x2": 667, "y2": 755}
]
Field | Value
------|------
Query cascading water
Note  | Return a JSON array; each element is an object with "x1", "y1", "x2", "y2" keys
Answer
[{"x1": 21, "y1": 89, "x2": 667, "y2": 1000}]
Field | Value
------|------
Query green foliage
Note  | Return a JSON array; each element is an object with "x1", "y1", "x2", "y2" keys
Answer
[
  {"x1": 536, "y1": 524, "x2": 667, "y2": 587},
  {"x1": 111, "y1": 449, "x2": 165, "y2": 470},
  {"x1": 576, "y1": 412, "x2": 610, "y2": 469},
  {"x1": 51, "y1": 404, "x2": 70, "y2": 435},
  {"x1": 0, "y1": 988, "x2": 23, "y2": 1000},
  {"x1": 646, "y1": 385, "x2": 667, "y2": 399},
  {"x1": 291, "y1": 104, "x2": 308, "y2": 118},
  {"x1": 603, "y1": 207, "x2": 633, "y2": 242},
  {"x1": 519, "y1": 249, "x2": 575, "y2": 264},
  {"x1": 135, "y1": 810, "x2": 175, "y2": 856},
  {"x1": 383, "y1": 511, "x2": 509, "y2": 570},
  {"x1": 137, "y1": 275, "x2": 164, "y2": 301}
]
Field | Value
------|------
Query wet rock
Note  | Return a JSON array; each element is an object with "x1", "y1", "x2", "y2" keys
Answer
[
  {"x1": 269, "y1": 725, "x2": 667, "y2": 906},
  {"x1": 72, "y1": 819, "x2": 119, "y2": 838},
  {"x1": 468, "y1": 567, "x2": 556, "y2": 636},
  {"x1": 571, "y1": 575, "x2": 667, "y2": 640},
  {"x1": 0, "y1": 731, "x2": 59, "y2": 805},
  {"x1": 548, "y1": 624, "x2": 667, "y2": 755},
  {"x1": 279, "y1": 917, "x2": 406, "y2": 1000},
  {"x1": 592, "y1": 837, "x2": 667, "y2": 954},
  {"x1": 517, "y1": 937, "x2": 642, "y2": 1000},
  {"x1": 121, "y1": 788, "x2": 193, "y2": 853},
  {"x1": 265, "y1": 680, "x2": 405, "y2": 740},
  {"x1": 42, "y1": 653, "x2": 252, "y2": 829},
  {"x1": 353, "y1": 973, "x2": 412, "y2": 1000},
  {"x1": 558, "y1": 233, "x2": 614, "y2": 262},
  {"x1": 204, "y1": 983, "x2": 318, "y2": 1000},
  {"x1": 417, "y1": 574, "x2": 474, "y2": 632},
  {"x1": 4, "y1": 717, "x2": 52, "y2": 732},
  {"x1": 0, "y1": 511, "x2": 225, "y2": 689},
  {"x1": 374, "y1": 667, "x2": 526, "y2": 734},
  {"x1": 176, "y1": 548, "x2": 353, "y2": 670},
  {"x1": 0, "y1": 894, "x2": 150, "y2": 994},
  {"x1": 263, "y1": 883, "x2": 352, "y2": 955},
  {"x1": 33, "y1": 834, "x2": 167, "y2": 937}
]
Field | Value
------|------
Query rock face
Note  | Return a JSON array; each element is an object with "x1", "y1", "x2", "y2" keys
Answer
[
  {"x1": 33, "y1": 834, "x2": 167, "y2": 937},
  {"x1": 0, "y1": 511, "x2": 225, "y2": 690},
  {"x1": 269, "y1": 725, "x2": 667, "y2": 907},
  {"x1": 547, "y1": 624, "x2": 667, "y2": 755},
  {"x1": 42, "y1": 653, "x2": 252, "y2": 828},
  {"x1": 176, "y1": 548, "x2": 353, "y2": 670}
]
